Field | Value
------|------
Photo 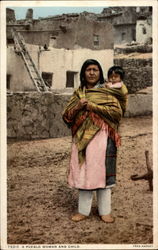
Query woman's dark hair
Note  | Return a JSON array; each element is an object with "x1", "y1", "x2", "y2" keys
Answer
[
  {"x1": 80, "y1": 59, "x2": 104, "y2": 88},
  {"x1": 107, "y1": 66, "x2": 125, "y2": 80}
]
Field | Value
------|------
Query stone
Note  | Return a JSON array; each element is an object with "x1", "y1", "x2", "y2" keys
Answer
[
  {"x1": 114, "y1": 57, "x2": 152, "y2": 94},
  {"x1": 7, "y1": 90, "x2": 152, "y2": 140},
  {"x1": 125, "y1": 87, "x2": 152, "y2": 117}
]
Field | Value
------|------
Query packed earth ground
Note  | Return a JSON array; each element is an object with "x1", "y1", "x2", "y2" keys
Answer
[{"x1": 7, "y1": 116, "x2": 153, "y2": 245}]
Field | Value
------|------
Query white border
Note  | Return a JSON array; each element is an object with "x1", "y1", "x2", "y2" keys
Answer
[
  {"x1": 1, "y1": 1, "x2": 158, "y2": 249},
  {"x1": 1, "y1": 1, "x2": 7, "y2": 250},
  {"x1": 153, "y1": 0, "x2": 158, "y2": 247},
  {"x1": 2, "y1": 0, "x2": 158, "y2": 7}
]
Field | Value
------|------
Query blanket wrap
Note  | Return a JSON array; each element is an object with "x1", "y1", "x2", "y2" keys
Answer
[{"x1": 63, "y1": 84, "x2": 128, "y2": 166}]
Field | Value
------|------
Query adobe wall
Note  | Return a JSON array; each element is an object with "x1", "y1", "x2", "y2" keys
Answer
[
  {"x1": 39, "y1": 48, "x2": 113, "y2": 89},
  {"x1": 7, "y1": 47, "x2": 37, "y2": 91},
  {"x1": 7, "y1": 44, "x2": 152, "y2": 94},
  {"x1": 74, "y1": 15, "x2": 113, "y2": 50},
  {"x1": 20, "y1": 31, "x2": 52, "y2": 47},
  {"x1": 114, "y1": 24, "x2": 135, "y2": 44},
  {"x1": 114, "y1": 44, "x2": 152, "y2": 54},
  {"x1": 17, "y1": 15, "x2": 113, "y2": 50},
  {"x1": 6, "y1": 8, "x2": 16, "y2": 23},
  {"x1": 7, "y1": 45, "x2": 113, "y2": 91},
  {"x1": 124, "y1": 87, "x2": 152, "y2": 117},
  {"x1": 7, "y1": 92, "x2": 71, "y2": 140},
  {"x1": 7, "y1": 89, "x2": 152, "y2": 140},
  {"x1": 136, "y1": 19, "x2": 152, "y2": 44},
  {"x1": 114, "y1": 57, "x2": 152, "y2": 93},
  {"x1": 99, "y1": 7, "x2": 137, "y2": 25}
]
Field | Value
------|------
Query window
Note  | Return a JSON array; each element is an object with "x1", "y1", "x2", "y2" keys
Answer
[
  {"x1": 132, "y1": 29, "x2": 136, "y2": 41},
  {"x1": 7, "y1": 74, "x2": 11, "y2": 89},
  {"x1": 121, "y1": 32, "x2": 126, "y2": 41},
  {"x1": 140, "y1": 7, "x2": 145, "y2": 13},
  {"x1": 66, "y1": 71, "x2": 78, "y2": 88},
  {"x1": 93, "y1": 35, "x2": 99, "y2": 46},
  {"x1": 142, "y1": 27, "x2": 147, "y2": 34},
  {"x1": 7, "y1": 38, "x2": 14, "y2": 44},
  {"x1": 49, "y1": 35, "x2": 57, "y2": 47},
  {"x1": 42, "y1": 72, "x2": 53, "y2": 88}
]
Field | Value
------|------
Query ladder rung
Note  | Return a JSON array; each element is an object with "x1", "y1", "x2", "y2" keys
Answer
[{"x1": 12, "y1": 29, "x2": 48, "y2": 92}]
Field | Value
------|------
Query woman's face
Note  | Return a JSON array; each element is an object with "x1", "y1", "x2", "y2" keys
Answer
[{"x1": 84, "y1": 64, "x2": 100, "y2": 87}]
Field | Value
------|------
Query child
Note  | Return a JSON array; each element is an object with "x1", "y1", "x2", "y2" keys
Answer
[
  {"x1": 105, "y1": 65, "x2": 125, "y2": 88},
  {"x1": 105, "y1": 65, "x2": 128, "y2": 115}
]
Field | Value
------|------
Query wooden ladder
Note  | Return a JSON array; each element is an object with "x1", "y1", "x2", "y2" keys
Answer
[{"x1": 11, "y1": 28, "x2": 49, "y2": 92}]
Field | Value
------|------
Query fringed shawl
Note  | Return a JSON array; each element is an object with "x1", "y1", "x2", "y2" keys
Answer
[{"x1": 63, "y1": 84, "x2": 128, "y2": 165}]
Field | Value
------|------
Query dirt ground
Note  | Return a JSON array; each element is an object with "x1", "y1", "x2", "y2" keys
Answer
[{"x1": 7, "y1": 116, "x2": 153, "y2": 245}]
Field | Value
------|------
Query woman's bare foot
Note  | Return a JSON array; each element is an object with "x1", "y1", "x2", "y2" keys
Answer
[
  {"x1": 101, "y1": 214, "x2": 115, "y2": 223},
  {"x1": 71, "y1": 213, "x2": 88, "y2": 222}
]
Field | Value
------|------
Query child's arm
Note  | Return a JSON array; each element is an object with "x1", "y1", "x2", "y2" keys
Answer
[
  {"x1": 106, "y1": 81, "x2": 123, "y2": 89},
  {"x1": 112, "y1": 82, "x2": 123, "y2": 88}
]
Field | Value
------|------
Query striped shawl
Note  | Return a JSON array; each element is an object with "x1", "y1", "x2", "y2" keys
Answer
[{"x1": 63, "y1": 84, "x2": 128, "y2": 165}]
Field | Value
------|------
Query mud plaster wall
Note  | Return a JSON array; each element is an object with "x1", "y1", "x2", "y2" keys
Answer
[
  {"x1": 7, "y1": 92, "x2": 71, "y2": 140},
  {"x1": 7, "y1": 89, "x2": 152, "y2": 140},
  {"x1": 6, "y1": 8, "x2": 16, "y2": 23},
  {"x1": 20, "y1": 31, "x2": 51, "y2": 47},
  {"x1": 7, "y1": 47, "x2": 37, "y2": 91},
  {"x1": 20, "y1": 15, "x2": 113, "y2": 50},
  {"x1": 73, "y1": 15, "x2": 113, "y2": 50},
  {"x1": 136, "y1": 19, "x2": 152, "y2": 44},
  {"x1": 114, "y1": 57, "x2": 152, "y2": 93},
  {"x1": 7, "y1": 45, "x2": 152, "y2": 93},
  {"x1": 7, "y1": 45, "x2": 113, "y2": 91},
  {"x1": 114, "y1": 24, "x2": 135, "y2": 44}
]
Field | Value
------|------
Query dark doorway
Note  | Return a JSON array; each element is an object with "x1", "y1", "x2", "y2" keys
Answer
[
  {"x1": 66, "y1": 71, "x2": 77, "y2": 88},
  {"x1": 42, "y1": 72, "x2": 53, "y2": 88},
  {"x1": 132, "y1": 29, "x2": 136, "y2": 41},
  {"x1": 7, "y1": 74, "x2": 11, "y2": 90},
  {"x1": 121, "y1": 32, "x2": 126, "y2": 41}
]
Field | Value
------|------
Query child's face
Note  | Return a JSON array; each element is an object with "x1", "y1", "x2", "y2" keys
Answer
[{"x1": 108, "y1": 71, "x2": 121, "y2": 84}]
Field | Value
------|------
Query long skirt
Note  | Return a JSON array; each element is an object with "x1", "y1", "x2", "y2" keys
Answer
[{"x1": 68, "y1": 126, "x2": 117, "y2": 190}]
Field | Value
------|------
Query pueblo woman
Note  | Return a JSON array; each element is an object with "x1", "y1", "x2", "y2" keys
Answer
[{"x1": 63, "y1": 59, "x2": 128, "y2": 223}]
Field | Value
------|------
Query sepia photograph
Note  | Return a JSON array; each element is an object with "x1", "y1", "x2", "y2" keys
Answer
[{"x1": 1, "y1": 0, "x2": 158, "y2": 249}]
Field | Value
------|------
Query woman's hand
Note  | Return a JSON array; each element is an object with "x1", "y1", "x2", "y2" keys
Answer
[
  {"x1": 86, "y1": 103, "x2": 91, "y2": 111},
  {"x1": 77, "y1": 98, "x2": 88, "y2": 110}
]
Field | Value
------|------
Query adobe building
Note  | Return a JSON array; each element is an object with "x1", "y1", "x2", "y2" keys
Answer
[
  {"x1": 7, "y1": 9, "x2": 114, "y2": 92},
  {"x1": 97, "y1": 6, "x2": 152, "y2": 45},
  {"x1": 136, "y1": 7, "x2": 152, "y2": 44},
  {"x1": 8, "y1": 11, "x2": 113, "y2": 50},
  {"x1": 6, "y1": 7, "x2": 152, "y2": 92},
  {"x1": 97, "y1": 7, "x2": 137, "y2": 44},
  {"x1": 7, "y1": 6, "x2": 152, "y2": 46},
  {"x1": 6, "y1": 8, "x2": 16, "y2": 23},
  {"x1": 6, "y1": 8, "x2": 152, "y2": 140}
]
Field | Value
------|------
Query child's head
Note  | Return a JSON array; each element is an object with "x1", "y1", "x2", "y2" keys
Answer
[{"x1": 107, "y1": 66, "x2": 125, "y2": 84}]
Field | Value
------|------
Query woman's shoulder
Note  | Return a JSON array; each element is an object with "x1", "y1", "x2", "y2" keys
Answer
[
  {"x1": 95, "y1": 82, "x2": 107, "y2": 89},
  {"x1": 121, "y1": 82, "x2": 128, "y2": 94}
]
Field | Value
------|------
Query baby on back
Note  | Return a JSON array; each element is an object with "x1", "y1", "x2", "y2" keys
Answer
[
  {"x1": 105, "y1": 65, "x2": 128, "y2": 115},
  {"x1": 105, "y1": 65, "x2": 125, "y2": 89}
]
